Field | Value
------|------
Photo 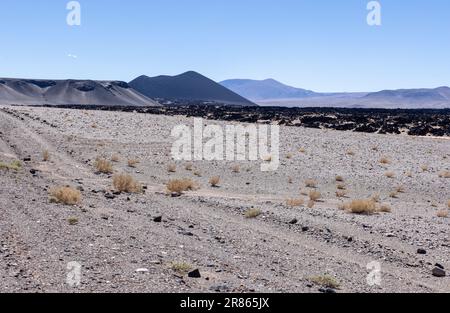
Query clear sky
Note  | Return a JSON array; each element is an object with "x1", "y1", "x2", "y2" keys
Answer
[{"x1": 0, "y1": 0, "x2": 449, "y2": 92}]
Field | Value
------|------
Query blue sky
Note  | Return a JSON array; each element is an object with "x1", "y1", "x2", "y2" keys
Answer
[{"x1": 0, "y1": 0, "x2": 449, "y2": 92}]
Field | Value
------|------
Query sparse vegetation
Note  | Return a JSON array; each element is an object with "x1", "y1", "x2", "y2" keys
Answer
[
  {"x1": 49, "y1": 186, "x2": 81, "y2": 205},
  {"x1": 68, "y1": 217, "x2": 79, "y2": 225},
  {"x1": 94, "y1": 158, "x2": 113, "y2": 174},
  {"x1": 346, "y1": 150, "x2": 355, "y2": 156},
  {"x1": 337, "y1": 183, "x2": 346, "y2": 190},
  {"x1": 307, "y1": 200, "x2": 315, "y2": 208},
  {"x1": 343, "y1": 199, "x2": 377, "y2": 215},
  {"x1": 395, "y1": 186, "x2": 405, "y2": 193},
  {"x1": 231, "y1": 164, "x2": 240, "y2": 173},
  {"x1": 286, "y1": 198, "x2": 304, "y2": 207},
  {"x1": 185, "y1": 163, "x2": 193, "y2": 171},
  {"x1": 336, "y1": 190, "x2": 347, "y2": 198},
  {"x1": 127, "y1": 159, "x2": 140, "y2": 168},
  {"x1": 385, "y1": 171, "x2": 395, "y2": 178},
  {"x1": 380, "y1": 157, "x2": 391, "y2": 165},
  {"x1": 286, "y1": 153, "x2": 293, "y2": 159},
  {"x1": 438, "y1": 171, "x2": 450, "y2": 178},
  {"x1": 305, "y1": 179, "x2": 317, "y2": 188},
  {"x1": 420, "y1": 165, "x2": 429, "y2": 172},
  {"x1": 245, "y1": 208, "x2": 262, "y2": 218},
  {"x1": 171, "y1": 262, "x2": 193, "y2": 274},
  {"x1": 309, "y1": 190, "x2": 321, "y2": 201},
  {"x1": 310, "y1": 275, "x2": 340, "y2": 289},
  {"x1": 209, "y1": 176, "x2": 220, "y2": 187},
  {"x1": 167, "y1": 164, "x2": 177, "y2": 173},
  {"x1": 193, "y1": 170, "x2": 202, "y2": 177},
  {"x1": 111, "y1": 154, "x2": 120, "y2": 162},
  {"x1": 437, "y1": 210, "x2": 448, "y2": 218},
  {"x1": 166, "y1": 178, "x2": 197, "y2": 194},
  {"x1": 335, "y1": 175, "x2": 344, "y2": 182},
  {"x1": 42, "y1": 150, "x2": 50, "y2": 162},
  {"x1": 0, "y1": 160, "x2": 22, "y2": 171},
  {"x1": 371, "y1": 193, "x2": 380, "y2": 203},
  {"x1": 299, "y1": 147, "x2": 306, "y2": 153},
  {"x1": 389, "y1": 191, "x2": 399, "y2": 198},
  {"x1": 379, "y1": 204, "x2": 392, "y2": 213},
  {"x1": 113, "y1": 174, "x2": 142, "y2": 193}
]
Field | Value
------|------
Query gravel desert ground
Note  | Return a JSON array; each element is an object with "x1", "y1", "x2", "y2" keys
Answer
[{"x1": 0, "y1": 105, "x2": 449, "y2": 293}]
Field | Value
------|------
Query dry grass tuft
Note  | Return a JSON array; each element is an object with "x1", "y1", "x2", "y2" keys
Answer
[
  {"x1": 245, "y1": 208, "x2": 262, "y2": 218},
  {"x1": 379, "y1": 204, "x2": 392, "y2": 213},
  {"x1": 389, "y1": 191, "x2": 399, "y2": 198},
  {"x1": 438, "y1": 171, "x2": 450, "y2": 178},
  {"x1": 298, "y1": 147, "x2": 306, "y2": 153},
  {"x1": 305, "y1": 179, "x2": 318, "y2": 188},
  {"x1": 336, "y1": 183, "x2": 346, "y2": 190},
  {"x1": 405, "y1": 171, "x2": 413, "y2": 178},
  {"x1": 286, "y1": 153, "x2": 293, "y2": 159},
  {"x1": 68, "y1": 217, "x2": 79, "y2": 225},
  {"x1": 309, "y1": 190, "x2": 321, "y2": 201},
  {"x1": 167, "y1": 164, "x2": 177, "y2": 173},
  {"x1": 185, "y1": 163, "x2": 193, "y2": 171},
  {"x1": 231, "y1": 164, "x2": 240, "y2": 173},
  {"x1": 346, "y1": 150, "x2": 355, "y2": 156},
  {"x1": 209, "y1": 176, "x2": 221, "y2": 187},
  {"x1": 166, "y1": 179, "x2": 197, "y2": 194},
  {"x1": 111, "y1": 154, "x2": 120, "y2": 162},
  {"x1": 335, "y1": 175, "x2": 344, "y2": 182},
  {"x1": 420, "y1": 165, "x2": 429, "y2": 172},
  {"x1": 310, "y1": 275, "x2": 340, "y2": 289},
  {"x1": 286, "y1": 198, "x2": 304, "y2": 207},
  {"x1": 193, "y1": 170, "x2": 202, "y2": 177},
  {"x1": 380, "y1": 157, "x2": 391, "y2": 165},
  {"x1": 385, "y1": 171, "x2": 395, "y2": 178},
  {"x1": 336, "y1": 190, "x2": 347, "y2": 198},
  {"x1": 0, "y1": 160, "x2": 22, "y2": 171},
  {"x1": 288, "y1": 176, "x2": 293, "y2": 184},
  {"x1": 171, "y1": 262, "x2": 193, "y2": 274},
  {"x1": 49, "y1": 186, "x2": 81, "y2": 205},
  {"x1": 42, "y1": 150, "x2": 50, "y2": 162},
  {"x1": 395, "y1": 186, "x2": 405, "y2": 193},
  {"x1": 371, "y1": 193, "x2": 381, "y2": 203},
  {"x1": 343, "y1": 199, "x2": 377, "y2": 215},
  {"x1": 127, "y1": 159, "x2": 140, "y2": 168},
  {"x1": 263, "y1": 155, "x2": 273, "y2": 162},
  {"x1": 437, "y1": 210, "x2": 448, "y2": 218},
  {"x1": 307, "y1": 200, "x2": 316, "y2": 208},
  {"x1": 94, "y1": 158, "x2": 113, "y2": 174},
  {"x1": 113, "y1": 174, "x2": 142, "y2": 193}
]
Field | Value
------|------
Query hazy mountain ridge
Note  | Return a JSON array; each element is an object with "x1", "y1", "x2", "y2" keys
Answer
[{"x1": 0, "y1": 78, "x2": 159, "y2": 106}]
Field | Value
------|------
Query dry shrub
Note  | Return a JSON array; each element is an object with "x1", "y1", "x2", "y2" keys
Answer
[
  {"x1": 68, "y1": 217, "x2": 79, "y2": 225},
  {"x1": 307, "y1": 200, "x2": 315, "y2": 208},
  {"x1": 299, "y1": 147, "x2": 306, "y2": 153},
  {"x1": 166, "y1": 179, "x2": 197, "y2": 194},
  {"x1": 405, "y1": 171, "x2": 413, "y2": 178},
  {"x1": 396, "y1": 186, "x2": 405, "y2": 193},
  {"x1": 379, "y1": 204, "x2": 392, "y2": 213},
  {"x1": 286, "y1": 153, "x2": 293, "y2": 159},
  {"x1": 336, "y1": 190, "x2": 347, "y2": 198},
  {"x1": 346, "y1": 150, "x2": 355, "y2": 156},
  {"x1": 193, "y1": 170, "x2": 202, "y2": 177},
  {"x1": 43, "y1": 150, "x2": 50, "y2": 162},
  {"x1": 167, "y1": 164, "x2": 177, "y2": 173},
  {"x1": 335, "y1": 175, "x2": 344, "y2": 182},
  {"x1": 185, "y1": 163, "x2": 193, "y2": 171},
  {"x1": 111, "y1": 154, "x2": 120, "y2": 162},
  {"x1": 113, "y1": 174, "x2": 142, "y2": 193},
  {"x1": 337, "y1": 183, "x2": 346, "y2": 190},
  {"x1": 0, "y1": 160, "x2": 22, "y2": 171},
  {"x1": 380, "y1": 157, "x2": 391, "y2": 165},
  {"x1": 438, "y1": 171, "x2": 450, "y2": 178},
  {"x1": 389, "y1": 191, "x2": 399, "y2": 198},
  {"x1": 231, "y1": 165, "x2": 240, "y2": 173},
  {"x1": 371, "y1": 193, "x2": 380, "y2": 203},
  {"x1": 305, "y1": 179, "x2": 317, "y2": 188},
  {"x1": 49, "y1": 186, "x2": 81, "y2": 205},
  {"x1": 286, "y1": 198, "x2": 304, "y2": 207},
  {"x1": 310, "y1": 275, "x2": 340, "y2": 289},
  {"x1": 263, "y1": 155, "x2": 272, "y2": 162},
  {"x1": 288, "y1": 177, "x2": 293, "y2": 184},
  {"x1": 209, "y1": 176, "x2": 220, "y2": 187},
  {"x1": 94, "y1": 158, "x2": 113, "y2": 174},
  {"x1": 171, "y1": 262, "x2": 193, "y2": 274},
  {"x1": 300, "y1": 189, "x2": 308, "y2": 196},
  {"x1": 309, "y1": 190, "x2": 321, "y2": 201},
  {"x1": 385, "y1": 171, "x2": 395, "y2": 178},
  {"x1": 421, "y1": 165, "x2": 429, "y2": 172},
  {"x1": 436, "y1": 210, "x2": 448, "y2": 218},
  {"x1": 344, "y1": 199, "x2": 377, "y2": 215},
  {"x1": 245, "y1": 208, "x2": 262, "y2": 218},
  {"x1": 127, "y1": 159, "x2": 140, "y2": 168}
]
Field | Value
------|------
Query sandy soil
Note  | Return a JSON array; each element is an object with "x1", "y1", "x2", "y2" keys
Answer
[{"x1": 0, "y1": 105, "x2": 449, "y2": 293}]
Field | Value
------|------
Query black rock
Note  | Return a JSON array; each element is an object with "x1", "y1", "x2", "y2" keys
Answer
[
  {"x1": 417, "y1": 249, "x2": 427, "y2": 255},
  {"x1": 432, "y1": 267, "x2": 446, "y2": 277},
  {"x1": 153, "y1": 215, "x2": 162, "y2": 223},
  {"x1": 302, "y1": 226, "x2": 309, "y2": 232},
  {"x1": 435, "y1": 263, "x2": 444, "y2": 270},
  {"x1": 188, "y1": 269, "x2": 201, "y2": 278},
  {"x1": 319, "y1": 288, "x2": 336, "y2": 294},
  {"x1": 289, "y1": 218, "x2": 298, "y2": 225},
  {"x1": 23, "y1": 157, "x2": 31, "y2": 162},
  {"x1": 104, "y1": 193, "x2": 115, "y2": 199}
]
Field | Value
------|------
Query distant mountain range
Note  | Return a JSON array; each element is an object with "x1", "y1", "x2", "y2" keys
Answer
[
  {"x1": 221, "y1": 78, "x2": 450, "y2": 109},
  {"x1": 130, "y1": 71, "x2": 256, "y2": 106},
  {"x1": 0, "y1": 78, "x2": 159, "y2": 107}
]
